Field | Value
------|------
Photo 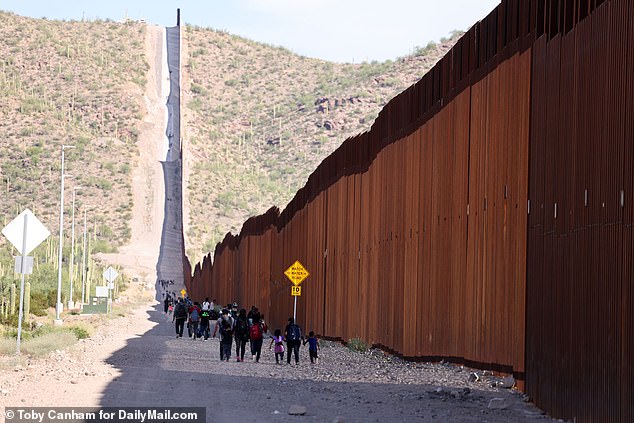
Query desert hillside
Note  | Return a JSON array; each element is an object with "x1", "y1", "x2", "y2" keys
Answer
[
  {"x1": 0, "y1": 10, "x2": 459, "y2": 264},
  {"x1": 0, "y1": 12, "x2": 147, "y2": 252},
  {"x1": 182, "y1": 25, "x2": 459, "y2": 260}
]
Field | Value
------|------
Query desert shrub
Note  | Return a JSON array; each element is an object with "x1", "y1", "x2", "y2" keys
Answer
[
  {"x1": 347, "y1": 337, "x2": 369, "y2": 353},
  {"x1": 20, "y1": 331, "x2": 77, "y2": 356},
  {"x1": 68, "y1": 324, "x2": 91, "y2": 339}
]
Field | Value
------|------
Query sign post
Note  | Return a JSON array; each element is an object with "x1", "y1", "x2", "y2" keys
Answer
[
  {"x1": 2, "y1": 209, "x2": 51, "y2": 354},
  {"x1": 284, "y1": 260, "x2": 309, "y2": 322},
  {"x1": 103, "y1": 266, "x2": 118, "y2": 315}
]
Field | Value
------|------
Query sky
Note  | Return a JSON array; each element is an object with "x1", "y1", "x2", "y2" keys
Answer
[{"x1": 0, "y1": 0, "x2": 500, "y2": 63}]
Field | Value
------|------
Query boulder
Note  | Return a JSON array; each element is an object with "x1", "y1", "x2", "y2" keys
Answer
[
  {"x1": 488, "y1": 398, "x2": 509, "y2": 409},
  {"x1": 288, "y1": 405, "x2": 307, "y2": 415}
]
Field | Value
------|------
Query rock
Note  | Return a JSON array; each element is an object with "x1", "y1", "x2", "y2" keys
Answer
[
  {"x1": 488, "y1": 398, "x2": 509, "y2": 409},
  {"x1": 332, "y1": 417, "x2": 345, "y2": 423},
  {"x1": 468, "y1": 372, "x2": 479, "y2": 382},
  {"x1": 70, "y1": 380, "x2": 78, "y2": 385},
  {"x1": 499, "y1": 376, "x2": 515, "y2": 389},
  {"x1": 323, "y1": 121, "x2": 335, "y2": 130},
  {"x1": 288, "y1": 405, "x2": 307, "y2": 415}
]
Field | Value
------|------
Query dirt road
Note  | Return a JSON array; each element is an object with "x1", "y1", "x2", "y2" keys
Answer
[{"x1": 95, "y1": 23, "x2": 168, "y2": 287}]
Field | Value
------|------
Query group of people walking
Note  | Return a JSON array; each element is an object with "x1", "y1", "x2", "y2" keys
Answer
[{"x1": 169, "y1": 297, "x2": 320, "y2": 365}]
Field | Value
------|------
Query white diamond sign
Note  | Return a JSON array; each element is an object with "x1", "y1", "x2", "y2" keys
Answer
[
  {"x1": 2, "y1": 209, "x2": 50, "y2": 255},
  {"x1": 103, "y1": 267, "x2": 118, "y2": 283}
]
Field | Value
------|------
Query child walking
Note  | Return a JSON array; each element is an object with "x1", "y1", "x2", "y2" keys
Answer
[
  {"x1": 303, "y1": 331, "x2": 320, "y2": 364},
  {"x1": 269, "y1": 329, "x2": 285, "y2": 364},
  {"x1": 220, "y1": 318, "x2": 233, "y2": 361}
]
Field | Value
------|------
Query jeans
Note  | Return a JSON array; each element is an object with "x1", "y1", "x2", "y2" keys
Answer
[
  {"x1": 235, "y1": 337, "x2": 247, "y2": 360},
  {"x1": 286, "y1": 340, "x2": 300, "y2": 364},
  {"x1": 174, "y1": 318, "x2": 185, "y2": 337},
  {"x1": 221, "y1": 342, "x2": 232, "y2": 361},
  {"x1": 251, "y1": 338, "x2": 263, "y2": 362},
  {"x1": 275, "y1": 352, "x2": 284, "y2": 363},
  {"x1": 189, "y1": 321, "x2": 199, "y2": 339}
]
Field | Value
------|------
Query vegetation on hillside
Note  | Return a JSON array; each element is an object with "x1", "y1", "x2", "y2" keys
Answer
[
  {"x1": 0, "y1": 12, "x2": 144, "y2": 315},
  {"x1": 182, "y1": 26, "x2": 461, "y2": 260},
  {"x1": 0, "y1": 12, "x2": 147, "y2": 250},
  {"x1": 0, "y1": 10, "x2": 462, "y2": 280}
]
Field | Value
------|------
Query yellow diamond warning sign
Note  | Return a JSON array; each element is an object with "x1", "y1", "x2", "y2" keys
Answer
[{"x1": 284, "y1": 260, "x2": 309, "y2": 286}]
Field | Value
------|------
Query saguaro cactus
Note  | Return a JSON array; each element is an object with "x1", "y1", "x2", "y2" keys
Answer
[
  {"x1": 10, "y1": 283, "x2": 16, "y2": 314},
  {"x1": 24, "y1": 282, "x2": 31, "y2": 322}
]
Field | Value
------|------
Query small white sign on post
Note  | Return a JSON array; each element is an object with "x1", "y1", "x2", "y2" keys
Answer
[
  {"x1": 95, "y1": 286, "x2": 109, "y2": 298},
  {"x1": 2, "y1": 209, "x2": 50, "y2": 355},
  {"x1": 14, "y1": 256, "x2": 34, "y2": 275},
  {"x1": 103, "y1": 267, "x2": 118, "y2": 315},
  {"x1": 103, "y1": 267, "x2": 118, "y2": 283}
]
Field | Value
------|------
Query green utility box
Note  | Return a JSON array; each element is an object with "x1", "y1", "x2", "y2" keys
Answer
[{"x1": 82, "y1": 297, "x2": 108, "y2": 314}]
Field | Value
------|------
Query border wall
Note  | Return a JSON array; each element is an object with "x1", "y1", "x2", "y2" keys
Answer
[
  {"x1": 185, "y1": 1, "x2": 633, "y2": 421},
  {"x1": 157, "y1": 12, "x2": 186, "y2": 297}
]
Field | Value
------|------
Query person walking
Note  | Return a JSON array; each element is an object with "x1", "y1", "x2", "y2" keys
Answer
[
  {"x1": 163, "y1": 295, "x2": 170, "y2": 315},
  {"x1": 249, "y1": 316, "x2": 266, "y2": 362},
  {"x1": 200, "y1": 307, "x2": 211, "y2": 340},
  {"x1": 188, "y1": 302, "x2": 201, "y2": 340},
  {"x1": 219, "y1": 318, "x2": 233, "y2": 361},
  {"x1": 269, "y1": 329, "x2": 285, "y2": 364},
  {"x1": 213, "y1": 308, "x2": 234, "y2": 360},
  {"x1": 172, "y1": 298, "x2": 187, "y2": 338},
  {"x1": 303, "y1": 331, "x2": 320, "y2": 364},
  {"x1": 201, "y1": 297, "x2": 211, "y2": 312},
  {"x1": 285, "y1": 317, "x2": 302, "y2": 365},
  {"x1": 234, "y1": 309, "x2": 249, "y2": 361}
]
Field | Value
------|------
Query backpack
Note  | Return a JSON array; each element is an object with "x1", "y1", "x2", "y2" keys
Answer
[
  {"x1": 175, "y1": 304, "x2": 187, "y2": 319},
  {"x1": 220, "y1": 319, "x2": 233, "y2": 342},
  {"x1": 210, "y1": 309, "x2": 220, "y2": 320},
  {"x1": 190, "y1": 308, "x2": 200, "y2": 322},
  {"x1": 287, "y1": 324, "x2": 301, "y2": 342},
  {"x1": 249, "y1": 323, "x2": 263, "y2": 340},
  {"x1": 235, "y1": 318, "x2": 248, "y2": 338}
]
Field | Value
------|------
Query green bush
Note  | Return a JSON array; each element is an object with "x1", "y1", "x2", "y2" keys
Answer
[
  {"x1": 68, "y1": 325, "x2": 90, "y2": 339},
  {"x1": 347, "y1": 337, "x2": 369, "y2": 353}
]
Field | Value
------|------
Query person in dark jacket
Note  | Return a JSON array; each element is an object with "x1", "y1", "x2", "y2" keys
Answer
[
  {"x1": 284, "y1": 317, "x2": 302, "y2": 364},
  {"x1": 234, "y1": 309, "x2": 249, "y2": 361},
  {"x1": 172, "y1": 298, "x2": 187, "y2": 338}
]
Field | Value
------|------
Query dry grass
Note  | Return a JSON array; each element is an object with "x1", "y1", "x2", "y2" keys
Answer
[
  {"x1": 0, "y1": 329, "x2": 78, "y2": 357},
  {"x1": 18, "y1": 331, "x2": 78, "y2": 356}
]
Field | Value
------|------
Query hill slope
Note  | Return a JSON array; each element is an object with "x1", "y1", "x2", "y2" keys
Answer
[
  {"x1": 0, "y1": 12, "x2": 147, "y2": 250},
  {"x1": 0, "y1": 11, "x2": 459, "y2": 264},
  {"x1": 182, "y1": 26, "x2": 459, "y2": 260}
]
